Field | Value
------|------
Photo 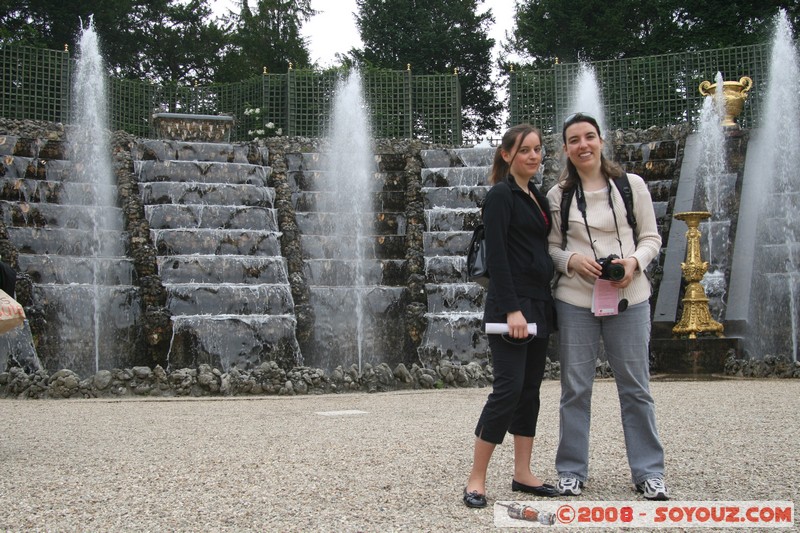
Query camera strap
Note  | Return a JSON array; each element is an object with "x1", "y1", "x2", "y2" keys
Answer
[
  {"x1": 576, "y1": 180, "x2": 624, "y2": 262},
  {"x1": 560, "y1": 173, "x2": 637, "y2": 250}
]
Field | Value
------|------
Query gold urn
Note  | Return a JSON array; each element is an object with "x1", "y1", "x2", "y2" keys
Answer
[
  {"x1": 698, "y1": 76, "x2": 753, "y2": 128},
  {"x1": 672, "y1": 211, "x2": 724, "y2": 339}
]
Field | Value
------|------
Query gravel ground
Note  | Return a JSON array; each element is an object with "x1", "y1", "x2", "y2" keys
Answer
[{"x1": 0, "y1": 377, "x2": 797, "y2": 532}]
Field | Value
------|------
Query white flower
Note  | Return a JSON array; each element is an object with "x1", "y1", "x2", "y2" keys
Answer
[
  {"x1": 266, "y1": 122, "x2": 275, "y2": 129},
  {"x1": 276, "y1": 128, "x2": 282, "y2": 136},
  {"x1": 247, "y1": 130, "x2": 254, "y2": 135},
  {"x1": 256, "y1": 129, "x2": 265, "y2": 135}
]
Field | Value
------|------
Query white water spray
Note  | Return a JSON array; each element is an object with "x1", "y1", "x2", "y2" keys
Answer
[
  {"x1": 697, "y1": 72, "x2": 727, "y2": 216},
  {"x1": 695, "y1": 72, "x2": 729, "y2": 315},
  {"x1": 747, "y1": 9, "x2": 800, "y2": 360},
  {"x1": 72, "y1": 18, "x2": 116, "y2": 372},
  {"x1": 327, "y1": 70, "x2": 373, "y2": 372},
  {"x1": 568, "y1": 63, "x2": 607, "y2": 136}
]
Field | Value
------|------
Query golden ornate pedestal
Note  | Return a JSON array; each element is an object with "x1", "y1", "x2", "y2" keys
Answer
[
  {"x1": 672, "y1": 211, "x2": 724, "y2": 339},
  {"x1": 698, "y1": 76, "x2": 753, "y2": 129}
]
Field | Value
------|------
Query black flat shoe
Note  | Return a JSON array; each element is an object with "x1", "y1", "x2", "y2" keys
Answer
[
  {"x1": 511, "y1": 479, "x2": 559, "y2": 497},
  {"x1": 463, "y1": 488, "x2": 487, "y2": 508}
]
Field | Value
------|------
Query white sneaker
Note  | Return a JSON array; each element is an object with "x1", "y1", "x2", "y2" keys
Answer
[
  {"x1": 635, "y1": 477, "x2": 669, "y2": 500},
  {"x1": 557, "y1": 476, "x2": 584, "y2": 496}
]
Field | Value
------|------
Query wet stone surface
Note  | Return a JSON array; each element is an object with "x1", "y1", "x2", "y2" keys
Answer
[
  {"x1": 18, "y1": 255, "x2": 136, "y2": 285},
  {"x1": 139, "y1": 182, "x2": 274, "y2": 207}
]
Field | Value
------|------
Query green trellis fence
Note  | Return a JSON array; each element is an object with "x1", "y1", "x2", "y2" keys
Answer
[
  {"x1": 1, "y1": 41, "x2": 790, "y2": 142},
  {"x1": 509, "y1": 42, "x2": 784, "y2": 134},
  {"x1": 0, "y1": 44, "x2": 462, "y2": 144}
]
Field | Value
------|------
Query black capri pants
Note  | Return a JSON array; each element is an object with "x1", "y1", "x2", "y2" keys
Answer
[{"x1": 473, "y1": 334, "x2": 548, "y2": 444}]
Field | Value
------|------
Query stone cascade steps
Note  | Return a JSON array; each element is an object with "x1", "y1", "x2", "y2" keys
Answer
[
  {"x1": 614, "y1": 138, "x2": 686, "y2": 321},
  {"x1": 749, "y1": 188, "x2": 800, "y2": 276},
  {"x1": 16, "y1": 255, "x2": 135, "y2": 285},
  {"x1": 134, "y1": 139, "x2": 300, "y2": 371},
  {"x1": 616, "y1": 139, "x2": 681, "y2": 239},
  {"x1": 150, "y1": 229, "x2": 281, "y2": 257},
  {"x1": 0, "y1": 200, "x2": 125, "y2": 231},
  {"x1": 156, "y1": 255, "x2": 288, "y2": 285},
  {"x1": 293, "y1": 188, "x2": 405, "y2": 213},
  {"x1": 140, "y1": 182, "x2": 274, "y2": 207},
  {"x1": 417, "y1": 147, "x2": 494, "y2": 365},
  {"x1": 134, "y1": 160, "x2": 269, "y2": 186},
  {"x1": 163, "y1": 283, "x2": 294, "y2": 315},
  {"x1": 0, "y1": 176, "x2": 115, "y2": 207},
  {"x1": 286, "y1": 151, "x2": 408, "y2": 369},
  {"x1": 0, "y1": 136, "x2": 141, "y2": 378}
]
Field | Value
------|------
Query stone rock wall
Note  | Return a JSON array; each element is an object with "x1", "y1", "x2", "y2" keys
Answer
[{"x1": 1, "y1": 118, "x2": 796, "y2": 398}]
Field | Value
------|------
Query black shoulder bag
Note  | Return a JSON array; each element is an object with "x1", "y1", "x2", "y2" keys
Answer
[
  {"x1": 466, "y1": 214, "x2": 489, "y2": 288},
  {"x1": 467, "y1": 183, "x2": 515, "y2": 288}
]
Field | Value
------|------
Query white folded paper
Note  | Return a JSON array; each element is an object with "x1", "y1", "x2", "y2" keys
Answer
[{"x1": 485, "y1": 323, "x2": 537, "y2": 336}]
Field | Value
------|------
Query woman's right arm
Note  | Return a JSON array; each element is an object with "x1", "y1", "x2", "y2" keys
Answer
[
  {"x1": 546, "y1": 185, "x2": 577, "y2": 276},
  {"x1": 484, "y1": 185, "x2": 529, "y2": 339},
  {"x1": 483, "y1": 184, "x2": 516, "y2": 310}
]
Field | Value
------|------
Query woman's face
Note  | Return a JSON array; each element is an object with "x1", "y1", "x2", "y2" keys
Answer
[
  {"x1": 502, "y1": 131, "x2": 542, "y2": 179},
  {"x1": 563, "y1": 121, "x2": 602, "y2": 172}
]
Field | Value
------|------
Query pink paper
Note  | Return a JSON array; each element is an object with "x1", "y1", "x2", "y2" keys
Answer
[{"x1": 592, "y1": 279, "x2": 620, "y2": 316}]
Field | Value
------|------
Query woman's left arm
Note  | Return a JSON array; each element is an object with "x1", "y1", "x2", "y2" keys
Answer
[
  {"x1": 611, "y1": 175, "x2": 662, "y2": 288},
  {"x1": 629, "y1": 174, "x2": 662, "y2": 271}
]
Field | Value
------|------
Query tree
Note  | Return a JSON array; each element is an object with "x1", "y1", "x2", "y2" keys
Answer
[
  {"x1": 216, "y1": 0, "x2": 315, "y2": 81},
  {"x1": 352, "y1": 0, "x2": 502, "y2": 136},
  {"x1": 508, "y1": 0, "x2": 800, "y2": 67},
  {"x1": 115, "y1": 0, "x2": 228, "y2": 83},
  {"x1": 673, "y1": 1, "x2": 800, "y2": 50},
  {"x1": 0, "y1": 0, "x2": 228, "y2": 84},
  {"x1": 507, "y1": 0, "x2": 684, "y2": 67}
]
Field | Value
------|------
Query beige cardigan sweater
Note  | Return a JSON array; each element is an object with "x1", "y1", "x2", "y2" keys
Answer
[{"x1": 546, "y1": 173, "x2": 662, "y2": 309}]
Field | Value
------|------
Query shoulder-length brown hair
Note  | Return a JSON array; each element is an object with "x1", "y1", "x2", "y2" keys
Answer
[
  {"x1": 558, "y1": 116, "x2": 624, "y2": 193},
  {"x1": 488, "y1": 124, "x2": 542, "y2": 185}
]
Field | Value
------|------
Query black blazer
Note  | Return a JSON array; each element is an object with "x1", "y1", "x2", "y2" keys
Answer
[
  {"x1": 482, "y1": 176, "x2": 554, "y2": 334},
  {"x1": 0, "y1": 261, "x2": 16, "y2": 297}
]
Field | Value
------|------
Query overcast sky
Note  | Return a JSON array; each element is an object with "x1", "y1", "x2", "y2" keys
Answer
[{"x1": 210, "y1": 0, "x2": 517, "y2": 67}]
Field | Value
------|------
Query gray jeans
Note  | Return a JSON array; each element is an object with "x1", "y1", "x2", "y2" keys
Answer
[{"x1": 554, "y1": 300, "x2": 665, "y2": 485}]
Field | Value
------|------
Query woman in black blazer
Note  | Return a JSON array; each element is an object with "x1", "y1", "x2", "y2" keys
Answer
[{"x1": 463, "y1": 124, "x2": 558, "y2": 508}]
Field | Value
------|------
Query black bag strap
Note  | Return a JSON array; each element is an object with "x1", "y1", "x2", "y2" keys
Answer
[
  {"x1": 614, "y1": 173, "x2": 637, "y2": 239},
  {"x1": 559, "y1": 173, "x2": 637, "y2": 250},
  {"x1": 0, "y1": 261, "x2": 16, "y2": 296},
  {"x1": 559, "y1": 187, "x2": 575, "y2": 250}
]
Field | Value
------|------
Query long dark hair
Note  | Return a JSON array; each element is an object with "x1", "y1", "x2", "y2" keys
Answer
[
  {"x1": 558, "y1": 114, "x2": 623, "y2": 193},
  {"x1": 489, "y1": 123, "x2": 542, "y2": 185}
]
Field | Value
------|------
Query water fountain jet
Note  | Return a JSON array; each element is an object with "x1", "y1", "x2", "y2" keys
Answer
[
  {"x1": 695, "y1": 72, "x2": 732, "y2": 321},
  {"x1": 304, "y1": 70, "x2": 375, "y2": 372},
  {"x1": 728, "y1": 9, "x2": 800, "y2": 361},
  {"x1": 567, "y1": 63, "x2": 607, "y2": 134},
  {"x1": 72, "y1": 17, "x2": 116, "y2": 372}
]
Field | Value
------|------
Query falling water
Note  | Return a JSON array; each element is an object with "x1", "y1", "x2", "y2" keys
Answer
[
  {"x1": 71, "y1": 18, "x2": 116, "y2": 372},
  {"x1": 698, "y1": 72, "x2": 727, "y2": 215},
  {"x1": 746, "y1": 9, "x2": 800, "y2": 360},
  {"x1": 696, "y1": 72, "x2": 729, "y2": 317},
  {"x1": 326, "y1": 70, "x2": 373, "y2": 372}
]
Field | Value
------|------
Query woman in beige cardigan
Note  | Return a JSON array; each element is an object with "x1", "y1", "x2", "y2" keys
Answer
[{"x1": 546, "y1": 112, "x2": 669, "y2": 501}]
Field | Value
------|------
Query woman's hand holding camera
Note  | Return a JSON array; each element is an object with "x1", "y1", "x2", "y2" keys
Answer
[
  {"x1": 609, "y1": 257, "x2": 638, "y2": 288},
  {"x1": 569, "y1": 254, "x2": 638, "y2": 288},
  {"x1": 568, "y1": 253, "x2": 602, "y2": 280}
]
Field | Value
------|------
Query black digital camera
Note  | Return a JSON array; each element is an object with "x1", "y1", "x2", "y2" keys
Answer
[{"x1": 597, "y1": 254, "x2": 625, "y2": 281}]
